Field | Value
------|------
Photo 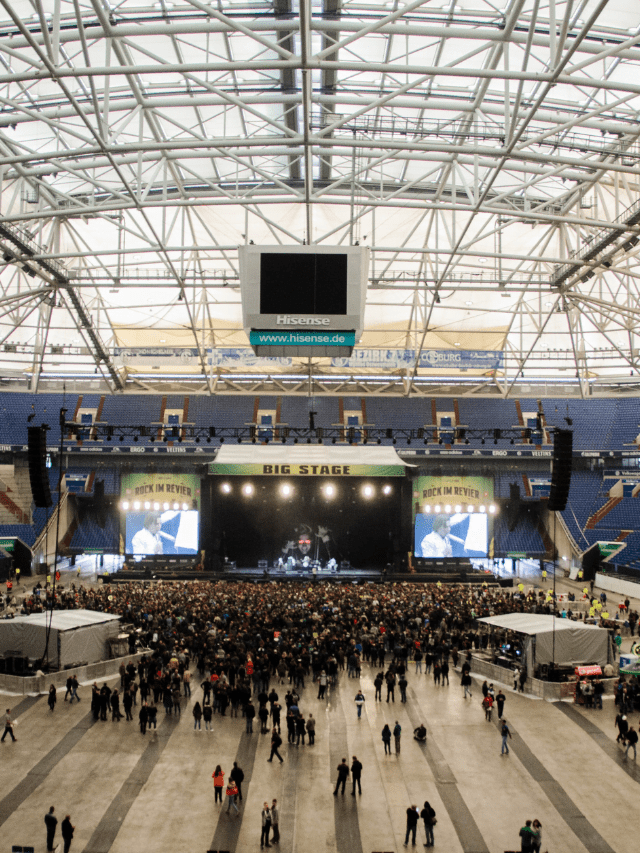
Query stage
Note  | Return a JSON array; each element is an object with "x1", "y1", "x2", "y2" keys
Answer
[{"x1": 105, "y1": 563, "x2": 512, "y2": 586}]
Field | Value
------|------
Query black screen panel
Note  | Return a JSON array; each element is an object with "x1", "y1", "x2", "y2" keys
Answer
[{"x1": 260, "y1": 253, "x2": 348, "y2": 314}]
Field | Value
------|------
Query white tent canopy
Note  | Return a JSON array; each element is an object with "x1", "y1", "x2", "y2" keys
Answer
[
  {"x1": 0, "y1": 609, "x2": 121, "y2": 669},
  {"x1": 477, "y1": 613, "x2": 611, "y2": 670},
  {"x1": 212, "y1": 445, "x2": 412, "y2": 468}
]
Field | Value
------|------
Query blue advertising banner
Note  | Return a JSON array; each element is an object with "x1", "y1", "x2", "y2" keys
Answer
[
  {"x1": 250, "y1": 330, "x2": 356, "y2": 348},
  {"x1": 331, "y1": 349, "x2": 504, "y2": 370}
]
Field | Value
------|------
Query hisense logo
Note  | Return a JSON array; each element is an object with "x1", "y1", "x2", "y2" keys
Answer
[{"x1": 276, "y1": 315, "x2": 331, "y2": 326}]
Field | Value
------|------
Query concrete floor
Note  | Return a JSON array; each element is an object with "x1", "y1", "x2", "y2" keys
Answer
[{"x1": 1, "y1": 574, "x2": 637, "y2": 853}]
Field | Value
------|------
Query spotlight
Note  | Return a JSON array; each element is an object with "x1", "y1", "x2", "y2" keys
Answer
[
  {"x1": 480, "y1": 505, "x2": 486, "y2": 513},
  {"x1": 121, "y1": 501, "x2": 129, "y2": 510},
  {"x1": 377, "y1": 438, "x2": 381, "y2": 445},
  {"x1": 445, "y1": 505, "x2": 451, "y2": 513},
  {"x1": 133, "y1": 501, "x2": 140, "y2": 510},
  {"x1": 424, "y1": 505, "x2": 431, "y2": 514},
  {"x1": 153, "y1": 502, "x2": 160, "y2": 510},
  {"x1": 392, "y1": 438, "x2": 396, "y2": 445},
  {"x1": 134, "y1": 435, "x2": 138, "y2": 442},
  {"x1": 237, "y1": 436, "x2": 242, "y2": 443},
  {"x1": 163, "y1": 502, "x2": 170, "y2": 510},
  {"x1": 196, "y1": 437, "x2": 200, "y2": 444},
  {"x1": 144, "y1": 501, "x2": 151, "y2": 510},
  {"x1": 362, "y1": 484, "x2": 374, "y2": 499},
  {"x1": 382, "y1": 484, "x2": 392, "y2": 495},
  {"x1": 434, "y1": 505, "x2": 441, "y2": 513},
  {"x1": 324, "y1": 484, "x2": 336, "y2": 498},
  {"x1": 242, "y1": 483, "x2": 254, "y2": 496},
  {"x1": 150, "y1": 436, "x2": 155, "y2": 442},
  {"x1": 119, "y1": 435, "x2": 124, "y2": 442},
  {"x1": 281, "y1": 483, "x2": 292, "y2": 497},
  {"x1": 489, "y1": 504, "x2": 497, "y2": 514},
  {"x1": 221, "y1": 483, "x2": 231, "y2": 494},
  {"x1": 282, "y1": 437, "x2": 286, "y2": 444},
  {"x1": 455, "y1": 505, "x2": 462, "y2": 513},
  {"x1": 182, "y1": 502, "x2": 189, "y2": 511},
  {"x1": 467, "y1": 505, "x2": 474, "y2": 513}
]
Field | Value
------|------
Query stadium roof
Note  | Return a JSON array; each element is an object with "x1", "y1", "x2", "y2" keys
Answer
[{"x1": 0, "y1": 0, "x2": 639, "y2": 398}]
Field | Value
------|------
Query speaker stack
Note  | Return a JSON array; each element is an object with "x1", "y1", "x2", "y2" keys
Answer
[
  {"x1": 548, "y1": 429, "x2": 573, "y2": 511},
  {"x1": 27, "y1": 427, "x2": 52, "y2": 508}
]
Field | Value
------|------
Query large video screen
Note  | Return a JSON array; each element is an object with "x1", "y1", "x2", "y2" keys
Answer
[
  {"x1": 260, "y1": 253, "x2": 348, "y2": 314},
  {"x1": 126, "y1": 510, "x2": 199, "y2": 560},
  {"x1": 414, "y1": 512, "x2": 488, "y2": 559},
  {"x1": 121, "y1": 472, "x2": 201, "y2": 560}
]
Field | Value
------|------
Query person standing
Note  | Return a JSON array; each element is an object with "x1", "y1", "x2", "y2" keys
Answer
[
  {"x1": 351, "y1": 756, "x2": 362, "y2": 795},
  {"x1": 245, "y1": 700, "x2": 255, "y2": 733},
  {"x1": 48, "y1": 685, "x2": 57, "y2": 712},
  {"x1": 501, "y1": 720, "x2": 512, "y2": 755},
  {"x1": 260, "y1": 802, "x2": 272, "y2": 848},
  {"x1": 374, "y1": 672, "x2": 383, "y2": 701},
  {"x1": 625, "y1": 725, "x2": 638, "y2": 760},
  {"x1": 382, "y1": 723, "x2": 392, "y2": 755},
  {"x1": 193, "y1": 701, "x2": 202, "y2": 730},
  {"x1": 61, "y1": 815, "x2": 74, "y2": 853},
  {"x1": 461, "y1": 671, "x2": 472, "y2": 699},
  {"x1": 496, "y1": 689, "x2": 506, "y2": 719},
  {"x1": 44, "y1": 806, "x2": 57, "y2": 852},
  {"x1": 2, "y1": 708, "x2": 16, "y2": 742},
  {"x1": 183, "y1": 669, "x2": 191, "y2": 698},
  {"x1": 139, "y1": 702, "x2": 148, "y2": 735},
  {"x1": 399, "y1": 675, "x2": 408, "y2": 703},
  {"x1": 333, "y1": 758, "x2": 350, "y2": 795},
  {"x1": 519, "y1": 819, "x2": 535, "y2": 852},
  {"x1": 531, "y1": 819, "x2": 542, "y2": 852},
  {"x1": 306, "y1": 714, "x2": 315, "y2": 745},
  {"x1": 268, "y1": 727, "x2": 284, "y2": 763},
  {"x1": 404, "y1": 805, "x2": 419, "y2": 847},
  {"x1": 212, "y1": 765, "x2": 225, "y2": 803},
  {"x1": 318, "y1": 670, "x2": 328, "y2": 699},
  {"x1": 394, "y1": 721, "x2": 402, "y2": 754},
  {"x1": 230, "y1": 762, "x2": 245, "y2": 801},
  {"x1": 270, "y1": 799, "x2": 280, "y2": 845},
  {"x1": 355, "y1": 690, "x2": 366, "y2": 719},
  {"x1": 420, "y1": 801, "x2": 436, "y2": 847}
]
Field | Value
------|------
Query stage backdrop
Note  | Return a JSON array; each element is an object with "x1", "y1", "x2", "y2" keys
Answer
[{"x1": 207, "y1": 476, "x2": 401, "y2": 570}]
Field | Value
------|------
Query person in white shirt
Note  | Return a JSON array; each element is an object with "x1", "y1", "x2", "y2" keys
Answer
[
  {"x1": 421, "y1": 515, "x2": 453, "y2": 558},
  {"x1": 132, "y1": 513, "x2": 163, "y2": 560}
]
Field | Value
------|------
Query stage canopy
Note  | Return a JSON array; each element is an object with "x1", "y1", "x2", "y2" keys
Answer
[
  {"x1": 209, "y1": 445, "x2": 412, "y2": 476},
  {"x1": 0, "y1": 609, "x2": 121, "y2": 669},
  {"x1": 477, "y1": 613, "x2": 611, "y2": 670}
]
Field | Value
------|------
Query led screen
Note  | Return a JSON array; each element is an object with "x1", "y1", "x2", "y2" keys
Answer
[
  {"x1": 126, "y1": 510, "x2": 199, "y2": 560},
  {"x1": 414, "y1": 512, "x2": 488, "y2": 559},
  {"x1": 260, "y1": 253, "x2": 348, "y2": 314}
]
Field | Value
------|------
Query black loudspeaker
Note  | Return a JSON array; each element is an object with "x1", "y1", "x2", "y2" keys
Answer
[
  {"x1": 548, "y1": 429, "x2": 573, "y2": 511},
  {"x1": 27, "y1": 427, "x2": 52, "y2": 508},
  {"x1": 506, "y1": 483, "x2": 520, "y2": 532},
  {"x1": 582, "y1": 543, "x2": 601, "y2": 581}
]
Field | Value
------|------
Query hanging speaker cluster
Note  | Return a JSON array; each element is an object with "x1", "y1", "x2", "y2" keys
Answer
[
  {"x1": 548, "y1": 429, "x2": 573, "y2": 511},
  {"x1": 27, "y1": 426, "x2": 52, "y2": 508}
]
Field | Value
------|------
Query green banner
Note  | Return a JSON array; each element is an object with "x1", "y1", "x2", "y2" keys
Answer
[
  {"x1": 250, "y1": 330, "x2": 356, "y2": 348},
  {"x1": 208, "y1": 462, "x2": 404, "y2": 477},
  {"x1": 412, "y1": 475, "x2": 494, "y2": 520},
  {"x1": 597, "y1": 541, "x2": 626, "y2": 561},
  {"x1": 0, "y1": 537, "x2": 15, "y2": 552},
  {"x1": 121, "y1": 472, "x2": 201, "y2": 509}
]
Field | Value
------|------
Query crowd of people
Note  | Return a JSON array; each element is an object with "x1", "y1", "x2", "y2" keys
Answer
[{"x1": 3, "y1": 575, "x2": 639, "y2": 851}]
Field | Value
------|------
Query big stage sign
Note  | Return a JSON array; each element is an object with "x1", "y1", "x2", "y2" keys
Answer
[{"x1": 208, "y1": 462, "x2": 404, "y2": 477}]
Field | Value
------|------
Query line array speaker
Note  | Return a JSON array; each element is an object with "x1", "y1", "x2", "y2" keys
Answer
[
  {"x1": 548, "y1": 429, "x2": 572, "y2": 511},
  {"x1": 27, "y1": 426, "x2": 52, "y2": 508}
]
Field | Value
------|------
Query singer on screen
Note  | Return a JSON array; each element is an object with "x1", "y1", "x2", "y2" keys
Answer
[{"x1": 420, "y1": 514, "x2": 453, "y2": 558}]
